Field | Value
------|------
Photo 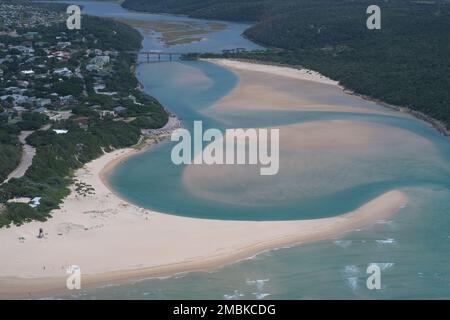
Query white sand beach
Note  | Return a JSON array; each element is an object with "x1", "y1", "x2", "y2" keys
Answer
[
  {"x1": 0, "y1": 60, "x2": 408, "y2": 299},
  {"x1": 0, "y1": 145, "x2": 406, "y2": 298},
  {"x1": 203, "y1": 59, "x2": 395, "y2": 115},
  {"x1": 205, "y1": 59, "x2": 339, "y2": 86}
]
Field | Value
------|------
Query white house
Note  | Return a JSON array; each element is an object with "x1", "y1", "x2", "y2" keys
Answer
[
  {"x1": 86, "y1": 64, "x2": 100, "y2": 72},
  {"x1": 29, "y1": 197, "x2": 41, "y2": 208},
  {"x1": 56, "y1": 41, "x2": 71, "y2": 49},
  {"x1": 53, "y1": 67, "x2": 72, "y2": 77},
  {"x1": 20, "y1": 69, "x2": 34, "y2": 76},
  {"x1": 53, "y1": 129, "x2": 68, "y2": 134},
  {"x1": 98, "y1": 110, "x2": 117, "y2": 118}
]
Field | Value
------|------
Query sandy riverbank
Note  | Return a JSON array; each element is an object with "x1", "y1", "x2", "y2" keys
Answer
[
  {"x1": 206, "y1": 58, "x2": 449, "y2": 136},
  {"x1": 205, "y1": 59, "x2": 339, "y2": 86},
  {"x1": 202, "y1": 59, "x2": 396, "y2": 116},
  {"x1": 183, "y1": 59, "x2": 432, "y2": 206},
  {"x1": 0, "y1": 62, "x2": 408, "y2": 299}
]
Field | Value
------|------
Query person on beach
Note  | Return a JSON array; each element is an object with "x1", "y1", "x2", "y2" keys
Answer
[{"x1": 38, "y1": 228, "x2": 44, "y2": 239}]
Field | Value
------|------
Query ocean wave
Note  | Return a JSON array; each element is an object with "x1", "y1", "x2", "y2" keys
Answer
[
  {"x1": 246, "y1": 278, "x2": 270, "y2": 291},
  {"x1": 333, "y1": 240, "x2": 352, "y2": 248},
  {"x1": 224, "y1": 290, "x2": 245, "y2": 300},
  {"x1": 344, "y1": 265, "x2": 360, "y2": 275},
  {"x1": 375, "y1": 238, "x2": 397, "y2": 245},
  {"x1": 253, "y1": 292, "x2": 271, "y2": 299},
  {"x1": 376, "y1": 219, "x2": 394, "y2": 224},
  {"x1": 369, "y1": 262, "x2": 395, "y2": 271}
]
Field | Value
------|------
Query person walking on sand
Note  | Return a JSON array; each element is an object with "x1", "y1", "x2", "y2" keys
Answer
[{"x1": 38, "y1": 228, "x2": 44, "y2": 239}]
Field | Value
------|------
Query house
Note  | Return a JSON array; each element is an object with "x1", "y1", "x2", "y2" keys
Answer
[
  {"x1": 12, "y1": 106, "x2": 27, "y2": 116},
  {"x1": 20, "y1": 69, "x2": 34, "y2": 76},
  {"x1": 53, "y1": 67, "x2": 72, "y2": 77},
  {"x1": 73, "y1": 116, "x2": 89, "y2": 130},
  {"x1": 11, "y1": 45, "x2": 34, "y2": 55},
  {"x1": 52, "y1": 51, "x2": 71, "y2": 60},
  {"x1": 104, "y1": 50, "x2": 119, "y2": 58},
  {"x1": 59, "y1": 95, "x2": 73, "y2": 105},
  {"x1": 35, "y1": 107, "x2": 49, "y2": 114},
  {"x1": 35, "y1": 74, "x2": 48, "y2": 80},
  {"x1": 23, "y1": 31, "x2": 40, "y2": 39},
  {"x1": 49, "y1": 110, "x2": 72, "y2": 121},
  {"x1": 56, "y1": 41, "x2": 71, "y2": 49},
  {"x1": 93, "y1": 84, "x2": 106, "y2": 93},
  {"x1": 34, "y1": 41, "x2": 47, "y2": 47},
  {"x1": 0, "y1": 30, "x2": 18, "y2": 37},
  {"x1": 53, "y1": 129, "x2": 68, "y2": 134},
  {"x1": 86, "y1": 64, "x2": 100, "y2": 72},
  {"x1": 5, "y1": 87, "x2": 25, "y2": 94},
  {"x1": 98, "y1": 110, "x2": 116, "y2": 119},
  {"x1": 29, "y1": 197, "x2": 41, "y2": 208},
  {"x1": 17, "y1": 80, "x2": 29, "y2": 88},
  {"x1": 113, "y1": 106, "x2": 127, "y2": 115},
  {"x1": 1, "y1": 94, "x2": 28, "y2": 104},
  {"x1": 25, "y1": 56, "x2": 37, "y2": 63}
]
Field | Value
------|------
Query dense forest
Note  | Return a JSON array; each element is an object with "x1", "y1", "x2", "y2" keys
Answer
[{"x1": 123, "y1": 0, "x2": 450, "y2": 131}]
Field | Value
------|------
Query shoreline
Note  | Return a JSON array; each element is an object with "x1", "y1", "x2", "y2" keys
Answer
[
  {"x1": 0, "y1": 60, "x2": 409, "y2": 299},
  {"x1": 0, "y1": 175, "x2": 407, "y2": 299},
  {"x1": 0, "y1": 142, "x2": 407, "y2": 298},
  {"x1": 99, "y1": 116, "x2": 181, "y2": 189},
  {"x1": 203, "y1": 58, "x2": 339, "y2": 87},
  {"x1": 211, "y1": 58, "x2": 449, "y2": 137}
]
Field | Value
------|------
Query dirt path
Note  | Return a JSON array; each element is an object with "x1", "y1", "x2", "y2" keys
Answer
[{"x1": 2, "y1": 131, "x2": 36, "y2": 184}]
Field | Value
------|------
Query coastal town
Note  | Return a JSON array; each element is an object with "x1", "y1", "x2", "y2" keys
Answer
[
  {"x1": 1, "y1": 2, "x2": 148, "y2": 127},
  {"x1": 0, "y1": 2, "x2": 168, "y2": 226}
]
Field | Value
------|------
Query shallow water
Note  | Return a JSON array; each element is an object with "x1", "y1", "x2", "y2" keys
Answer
[
  {"x1": 54, "y1": 1, "x2": 450, "y2": 299},
  {"x1": 109, "y1": 60, "x2": 450, "y2": 220}
]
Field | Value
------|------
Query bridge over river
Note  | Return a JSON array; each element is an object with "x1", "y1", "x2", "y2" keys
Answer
[{"x1": 127, "y1": 51, "x2": 184, "y2": 62}]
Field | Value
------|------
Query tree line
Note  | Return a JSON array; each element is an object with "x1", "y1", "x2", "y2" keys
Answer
[{"x1": 124, "y1": 0, "x2": 450, "y2": 130}]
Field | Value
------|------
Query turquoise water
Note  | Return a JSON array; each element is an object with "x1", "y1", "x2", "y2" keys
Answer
[
  {"x1": 56, "y1": 1, "x2": 450, "y2": 299},
  {"x1": 109, "y1": 60, "x2": 450, "y2": 220}
]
